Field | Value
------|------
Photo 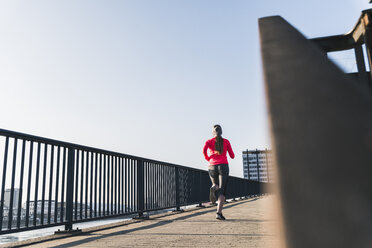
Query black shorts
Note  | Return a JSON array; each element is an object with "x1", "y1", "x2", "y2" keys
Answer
[{"x1": 208, "y1": 164, "x2": 229, "y2": 196}]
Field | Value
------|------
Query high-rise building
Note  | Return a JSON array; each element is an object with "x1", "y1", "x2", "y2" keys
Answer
[{"x1": 242, "y1": 149, "x2": 274, "y2": 183}]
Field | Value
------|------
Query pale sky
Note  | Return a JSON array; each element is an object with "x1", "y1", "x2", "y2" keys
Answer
[{"x1": 0, "y1": 0, "x2": 370, "y2": 177}]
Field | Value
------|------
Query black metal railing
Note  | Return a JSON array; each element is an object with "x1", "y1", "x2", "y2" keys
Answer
[{"x1": 0, "y1": 128, "x2": 264, "y2": 234}]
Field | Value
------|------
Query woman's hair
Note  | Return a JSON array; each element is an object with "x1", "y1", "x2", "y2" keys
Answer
[{"x1": 213, "y1": 125, "x2": 223, "y2": 155}]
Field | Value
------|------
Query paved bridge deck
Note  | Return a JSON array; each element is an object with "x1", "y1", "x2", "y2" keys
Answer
[{"x1": 5, "y1": 196, "x2": 280, "y2": 248}]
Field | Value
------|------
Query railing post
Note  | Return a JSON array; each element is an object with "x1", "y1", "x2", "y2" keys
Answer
[
  {"x1": 65, "y1": 148, "x2": 75, "y2": 231},
  {"x1": 197, "y1": 171, "x2": 205, "y2": 208},
  {"x1": 136, "y1": 159, "x2": 145, "y2": 218},
  {"x1": 175, "y1": 167, "x2": 180, "y2": 211}
]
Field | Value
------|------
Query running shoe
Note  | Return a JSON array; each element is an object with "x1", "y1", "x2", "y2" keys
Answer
[
  {"x1": 209, "y1": 186, "x2": 217, "y2": 204},
  {"x1": 216, "y1": 212, "x2": 226, "y2": 220}
]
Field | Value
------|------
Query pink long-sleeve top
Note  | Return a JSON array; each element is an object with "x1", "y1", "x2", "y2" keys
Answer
[{"x1": 203, "y1": 137, "x2": 235, "y2": 166}]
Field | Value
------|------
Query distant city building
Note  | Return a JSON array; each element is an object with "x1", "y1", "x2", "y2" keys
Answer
[
  {"x1": 4, "y1": 188, "x2": 20, "y2": 209},
  {"x1": 242, "y1": 149, "x2": 274, "y2": 183},
  {"x1": 25, "y1": 200, "x2": 56, "y2": 216}
]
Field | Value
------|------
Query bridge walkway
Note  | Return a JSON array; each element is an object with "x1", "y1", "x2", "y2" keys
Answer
[{"x1": 6, "y1": 196, "x2": 280, "y2": 248}]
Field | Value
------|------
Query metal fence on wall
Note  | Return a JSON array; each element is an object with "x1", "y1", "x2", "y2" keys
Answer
[{"x1": 0, "y1": 128, "x2": 264, "y2": 234}]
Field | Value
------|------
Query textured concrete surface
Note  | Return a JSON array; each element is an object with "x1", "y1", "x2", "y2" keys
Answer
[{"x1": 5, "y1": 196, "x2": 280, "y2": 248}]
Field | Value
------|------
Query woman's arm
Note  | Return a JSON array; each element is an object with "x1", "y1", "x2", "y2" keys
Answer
[
  {"x1": 203, "y1": 141, "x2": 210, "y2": 161},
  {"x1": 227, "y1": 140, "x2": 235, "y2": 159}
]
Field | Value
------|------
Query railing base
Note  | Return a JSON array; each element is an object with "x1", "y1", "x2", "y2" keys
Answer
[
  {"x1": 133, "y1": 215, "x2": 150, "y2": 220},
  {"x1": 55, "y1": 228, "x2": 82, "y2": 235},
  {"x1": 196, "y1": 203, "x2": 206, "y2": 208},
  {"x1": 172, "y1": 209, "x2": 185, "y2": 213}
]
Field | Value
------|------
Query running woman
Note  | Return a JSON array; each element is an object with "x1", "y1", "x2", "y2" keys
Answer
[{"x1": 203, "y1": 124, "x2": 235, "y2": 220}]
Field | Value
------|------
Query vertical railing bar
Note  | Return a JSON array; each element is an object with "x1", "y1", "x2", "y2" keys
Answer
[
  {"x1": 98, "y1": 153, "x2": 102, "y2": 217},
  {"x1": 41, "y1": 143, "x2": 48, "y2": 225},
  {"x1": 144, "y1": 162, "x2": 147, "y2": 210},
  {"x1": 115, "y1": 157, "x2": 121, "y2": 214},
  {"x1": 133, "y1": 160, "x2": 141, "y2": 212},
  {"x1": 128, "y1": 159, "x2": 133, "y2": 212},
  {"x1": 117, "y1": 157, "x2": 119, "y2": 214},
  {"x1": 110, "y1": 155, "x2": 113, "y2": 215},
  {"x1": 154, "y1": 163, "x2": 156, "y2": 209},
  {"x1": 132, "y1": 159, "x2": 135, "y2": 212},
  {"x1": 8, "y1": 138, "x2": 18, "y2": 230},
  {"x1": 33, "y1": 142, "x2": 41, "y2": 226},
  {"x1": 163, "y1": 164, "x2": 165, "y2": 207},
  {"x1": 136, "y1": 160, "x2": 139, "y2": 214},
  {"x1": 25, "y1": 141, "x2": 34, "y2": 228},
  {"x1": 160, "y1": 164, "x2": 163, "y2": 208},
  {"x1": 47, "y1": 145, "x2": 54, "y2": 224},
  {"x1": 166, "y1": 166, "x2": 168, "y2": 207},
  {"x1": 127, "y1": 159, "x2": 130, "y2": 212},
  {"x1": 124, "y1": 158, "x2": 127, "y2": 213},
  {"x1": 0, "y1": 137, "x2": 9, "y2": 231},
  {"x1": 110, "y1": 156, "x2": 115, "y2": 215},
  {"x1": 165, "y1": 166, "x2": 167, "y2": 207},
  {"x1": 115, "y1": 156, "x2": 117, "y2": 214},
  {"x1": 90, "y1": 152, "x2": 94, "y2": 218},
  {"x1": 151, "y1": 163, "x2": 154, "y2": 209},
  {"x1": 171, "y1": 167, "x2": 174, "y2": 206},
  {"x1": 172, "y1": 166, "x2": 174, "y2": 206},
  {"x1": 155, "y1": 164, "x2": 158, "y2": 208},
  {"x1": 102, "y1": 154, "x2": 106, "y2": 216},
  {"x1": 147, "y1": 163, "x2": 150, "y2": 210},
  {"x1": 54, "y1": 146, "x2": 60, "y2": 223},
  {"x1": 153, "y1": 163, "x2": 156, "y2": 210},
  {"x1": 106, "y1": 155, "x2": 109, "y2": 216},
  {"x1": 118, "y1": 157, "x2": 121, "y2": 213},
  {"x1": 166, "y1": 166, "x2": 169, "y2": 206},
  {"x1": 115, "y1": 157, "x2": 120, "y2": 214},
  {"x1": 121, "y1": 157, "x2": 124, "y2": 213},
  {"x1": 148, "y1": 163, "x2": 150, "y2": 210},
  {"x1": 124, "y1": 157, "x2": 126, "y2": 213},
  {"x1": 170, "y1": 167, "x2": 173, "y2": 206},
  {"x1": 159, "y1": 164, "x2": 162, "y2": 207},
  {"x1": 155, "y1": 163, "x2": 157, "y2": 209},
  {"x1": 158, "y1": 163, "x2": 162, "y2": 207},
  {"x1": 112, "y1": 155, "x2": 114, "y2": 214},
  {"x1": 165, "y1": 165, "x2": 168, "y2": 205},
  {"x1": 74, "y1": 150, "x2": 79, "y2": 220},
  {"x1": 80, "y1": 151, "x2": 84, "y2": 220},
  {"x1": 94, "y1": 153, "x2": 97, "y2": 217},
  {"x1": 123, "y1": 158, "x2": 126, "y2": 213},
  {"x1": 60, "y1": 147, "x2": 66, "y2": 223},
  {"x1": 125, "y1": 158, "x2": 128, "y2": 212},
  {"x1": 159, "y1": 164, "x2": 162, "y2": 208},
  {"x1": 85, "y1": 151, "x2": 89, "y2": 219},
  {"x1": 150, "y1": 163, "x2": 152, "y2": 210},
  {"x1": 17, "y1": 140, "x2": 26, "y2": 229},
  {"x1": 164, "y1": 166, "x2": 167, "y2": 207},
  {"x1": 107, "y1": 154, "x2": 110, "y2": 216}
]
